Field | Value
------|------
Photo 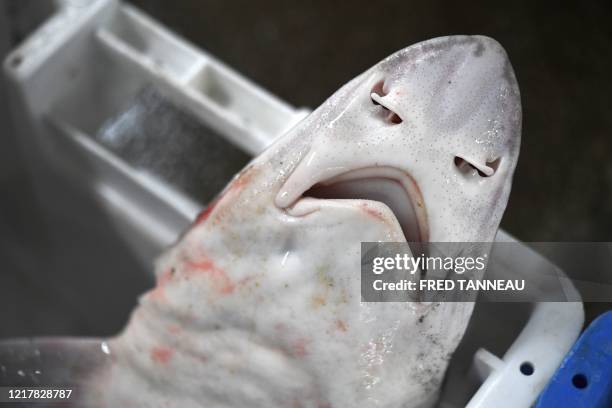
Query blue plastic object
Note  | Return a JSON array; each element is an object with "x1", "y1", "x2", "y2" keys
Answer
[{"x1": 536, "y1": 311, "x2": 612, "y2": 408}]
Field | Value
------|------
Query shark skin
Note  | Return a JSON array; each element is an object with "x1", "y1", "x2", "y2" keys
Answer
[{"x1": 87, "y1": 35, "x2": 519, "y2": 407}]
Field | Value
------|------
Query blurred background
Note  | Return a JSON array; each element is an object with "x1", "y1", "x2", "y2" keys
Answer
[{"x1": 0, "y1": 0, "x2": 611, "y2": 338}]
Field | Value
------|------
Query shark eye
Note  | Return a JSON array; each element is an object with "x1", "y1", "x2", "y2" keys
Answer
[
  {"x1": 454, "y1": 157, "x2": 501, "y2": 178},
  {"x1": 370, "y1": 80, "x2": 403, "y2": 125}
]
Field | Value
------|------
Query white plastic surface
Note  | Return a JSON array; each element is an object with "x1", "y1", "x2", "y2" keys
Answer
[
  {"x1": 3, "y1": 0, "x2": 307, "y2": 262},
  {"x1": 2, "y1": 1, "x2": 584, "y2": 406},
  {"x1": 465, "y1": 231, "x2": 583, "y2": 407}
]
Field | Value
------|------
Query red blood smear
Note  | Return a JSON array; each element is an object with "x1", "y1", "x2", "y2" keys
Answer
[
  {"x1": 194, "y1": 198, "x2": 219, "y2": 225},
  {"x1": 186, "y1": 256, "x2": 235, "y2": 295},
  {"x1": 192, "y1": 166, "x2": 257, "y2": 227},
  {"x1": 361, "y1": 203, "x2": 385, "y2": 221},
  {"x1": 158, "y1": 268, "x2": 174, "y2": 285},
  {"x1": 148, "y1": 268, "x2": 174, "y2": 301},
  {"x1": 150, "y1": 346, "x2": 173, "y2": 364}
]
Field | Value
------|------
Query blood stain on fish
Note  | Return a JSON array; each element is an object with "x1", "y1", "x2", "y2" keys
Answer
[
  {"x1": 360, "y1": 203, "x2": 385, "y2": 222},
  {"x1": 194, "y1": 198, "x2": 220, "y2": 225},
  {"x1": 199, "y1": 166, "x2": 259, "y2": 226},
  {"x1": 185, "y1": 256, "x2": 235, "y2": 295},
  {"x1": 148, "y1": 268, "x2": 175, "y2": 301},
  {"x1": 151, "y1": 346, "x2": 173, "y2": 364}
]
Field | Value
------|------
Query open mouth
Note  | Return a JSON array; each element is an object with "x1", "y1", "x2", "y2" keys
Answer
[{"x1": 284, "y1": 166, "x2": 429, "y2": 244}]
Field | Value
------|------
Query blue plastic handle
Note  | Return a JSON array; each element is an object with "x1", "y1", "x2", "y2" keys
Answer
[{"x1": 536, "y1": 311, "x2": 612, "y2": 408}]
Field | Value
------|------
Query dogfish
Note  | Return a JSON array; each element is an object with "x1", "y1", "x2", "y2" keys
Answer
[{"x1": 0, "y1": 35, "x2": 521, "y2": 408}]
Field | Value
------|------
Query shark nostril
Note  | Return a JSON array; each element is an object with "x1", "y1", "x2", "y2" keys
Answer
[
  {"x1": 371, "y1": 80, "x2": 403, "y2": 125},
  {"x1": 371, "y1": 80, "x2": 387, "y2": 98},
  {"x1": 455, "y1": 157, "x2": 481, "y2": 176},
  {"x1": 486, "y1": 158, "x2": 501, "y2": 173},
  {"x1": 454, "y1": 156, "x2": 499, "y2": 178},
  {"x1": 389, "y1": 113, "x2": 403, "y2": 124}
]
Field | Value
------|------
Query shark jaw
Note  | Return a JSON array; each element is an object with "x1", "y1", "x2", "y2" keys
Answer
[{"x1": 277, "y1": 166, "x2": 429, "y2": 245}]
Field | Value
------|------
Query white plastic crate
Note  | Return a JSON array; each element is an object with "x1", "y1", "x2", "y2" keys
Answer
[{"x1": 2, "y1": 1, "x2": 583, "y2": 406}]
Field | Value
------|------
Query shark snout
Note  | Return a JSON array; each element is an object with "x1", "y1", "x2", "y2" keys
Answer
[
  {"x1": 425, "y1": 36, "x2": 518, "y2": 131},
  {"x1": 370, "y1": 36, "x2": 518, "y2": 135}
]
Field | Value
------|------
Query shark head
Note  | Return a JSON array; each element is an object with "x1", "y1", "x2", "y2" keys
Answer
[
  {"x1": 275, "y1": 35, "x2": 521, "y2": 245},
  {"x1": 0, "y1": 36, "x2": 520, "y2": 408}
]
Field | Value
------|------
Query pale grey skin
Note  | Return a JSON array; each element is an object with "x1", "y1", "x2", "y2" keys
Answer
[{"x1": 81, "y1": 35, "x2": 521, "y2": 407}]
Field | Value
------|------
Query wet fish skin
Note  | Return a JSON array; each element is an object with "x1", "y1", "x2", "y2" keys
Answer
[{"x1": 1, "y1": 35, "x2": 522, "y2": 408}]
